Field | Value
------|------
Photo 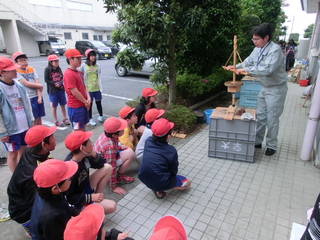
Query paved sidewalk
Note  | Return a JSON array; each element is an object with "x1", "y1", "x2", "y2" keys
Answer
[{"x1": 0, "y1": 81, "x2": 319, "y2": 239}]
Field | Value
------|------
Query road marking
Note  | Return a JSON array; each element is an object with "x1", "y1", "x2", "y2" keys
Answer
[
  {"x1": 101, "y1": 93, "x2": 133, "y2": 101},
  {"x1": 106, "y1": 76, "x2": 150, "y2": 83},
  {"x1": 42, "y1": 120, "x2": 69, "y2": 130}
]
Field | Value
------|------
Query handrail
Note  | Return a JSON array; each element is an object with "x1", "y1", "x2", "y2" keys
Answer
[{"x1": 1, "y1": 0, "x2": 49, "y2": 34}]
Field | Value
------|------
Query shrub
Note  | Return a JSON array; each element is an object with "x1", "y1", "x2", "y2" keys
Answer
[
  {"x1": 164, "y1": 105, "x2": 197, "y2": 133},
  {"x1": 176, "y1": 67, "x2": 232, "y2": 104}
]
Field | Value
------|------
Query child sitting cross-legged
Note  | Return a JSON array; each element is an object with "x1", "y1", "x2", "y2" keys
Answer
[
  {"x1": 30, "y1": 159, "x2": 79, "y2": 240},
  {"x1": 64, "y1": 131, "x2": 116, "y2": 214}
]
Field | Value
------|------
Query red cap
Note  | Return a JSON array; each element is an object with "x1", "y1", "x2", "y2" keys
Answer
[
  {"x1": 149, "y1": 215, "x2": 187, "y2": 240},
  {"x1": 0, "y1": 57, "x2": 20, "y2": 71},
  {"x1": 85, "y1": 49, "x2": 96, "y2": 58},
  {"x1": 118, "y1": 106, "x2": 135, "y2": 119},
  {"x1": 64, "y1": 49, "x2": 83, "y2": 58},
  {"x1": 151, "y1": 118, "x2": 174, "y2": 137},
  {"x1": 47, "y1": 54, "x2": 59, "y2": 62},
  {"x1": 25, "y1": 125, "x2": 57, "y2": 147},
  {"x1": 103, "y1": 117, "x2": 127, "y2": 133},
  {"x1": 12, "y1": 52, "x2": 27, "y2": 61},
  {"x1": 145, "y1": 109, "x2": 165, "y2": 124},
  {"x1": 33, "y1": 159, "x2": 78, "y2": 188},
  {"x1": 142, "y1": 87, "x2": 158, "y2": 97},
  {"x1": 64, "y1": 131, "x2": 92, "y2": 151},
  {"x1": 64, "y1": 204, "x2": 104, "y2": 240}
]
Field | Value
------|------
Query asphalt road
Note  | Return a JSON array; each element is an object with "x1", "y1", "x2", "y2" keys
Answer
[{"x1": 0, "y1": 56, "x2": 152, "y2": 157}]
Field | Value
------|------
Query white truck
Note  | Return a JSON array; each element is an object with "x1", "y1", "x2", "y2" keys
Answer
[{"x1": 38, "y1": 37, "x2": 66, "y2": 56}]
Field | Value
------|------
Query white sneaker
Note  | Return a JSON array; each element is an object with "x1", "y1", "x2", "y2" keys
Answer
[
  {"x1": 98, "y1": 116, "x2": 104, "y2": 122},
  {"x1": 89, "y1": 119, "x2": 96, "y2": 126}
]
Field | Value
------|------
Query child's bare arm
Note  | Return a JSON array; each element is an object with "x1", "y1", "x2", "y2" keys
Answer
[
  {"x1": 70, "y1": 88, "x2": 91, "y2": 110},
  {"x1": 19, "y1": 78, "x2": 43, "y2": 91},
  {"x1": 34, "y1": 79, "x2": 42, "y2": 104}
]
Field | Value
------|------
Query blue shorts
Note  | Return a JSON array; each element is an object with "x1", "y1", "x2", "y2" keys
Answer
[
  {"x1": 89, "y1": 91, "x2": 102, "y2": 101},
  {"x1": 30, "y1": 97, "x2": 45, "y2": 119},
  {"x1": 68, "y1": 106, "x2": 89, "y2": 130},
  {"x1": 174, "y1": 175, "x2": 188, "y2": 188},
  {"x1": 49, "y1": 90, "x2": 67, "y2": 107},
  {"x1": 2, "y1": 130, "x2": 27, "y2": 152},
  {"x1": 76, "y1": 182, "x2": 94, "y2": 211}
]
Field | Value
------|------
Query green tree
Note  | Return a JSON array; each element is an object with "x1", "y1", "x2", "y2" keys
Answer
[
  {"x1": 304, "y1": 24, "x2": 314, "y2": 38},
  {"x1": 103, "y1": 0, "x2": 240, "y2": 104},
  {"x1": 289, "y1": 33, "x2": 299, "y2": 42}
]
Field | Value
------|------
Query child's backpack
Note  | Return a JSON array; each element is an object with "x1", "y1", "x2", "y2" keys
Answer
[{"x1": 286, "y1": 46, "x2": 295, "y2": 57}]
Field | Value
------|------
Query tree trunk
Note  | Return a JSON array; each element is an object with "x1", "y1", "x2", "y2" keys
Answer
[{"x1": 168, "y1": 31, "x2": 176, "y2": 104}]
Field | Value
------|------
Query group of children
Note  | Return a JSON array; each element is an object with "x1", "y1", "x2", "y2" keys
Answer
[
  {"x1": 0, "y1": 49, "x2": 192, "y2": 239},
  {"x1": 0, "y1": 48, "x2": 105, "y2": 172}
]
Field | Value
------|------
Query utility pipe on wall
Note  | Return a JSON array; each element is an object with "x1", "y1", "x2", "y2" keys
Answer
[{"x1": 300, "y1": 67, "x2": 320, "y2": 161}]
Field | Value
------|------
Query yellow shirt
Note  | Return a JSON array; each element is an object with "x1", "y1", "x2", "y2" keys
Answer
[{"x1": 119, "y1": 124, "x2": 138, "y2": 150}]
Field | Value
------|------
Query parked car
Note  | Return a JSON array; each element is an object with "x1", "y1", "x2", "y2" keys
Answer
[
  {"x1": 75, "y1": 40, "x2": 112, "y2": 59},
  {"x1": 101, "y1": 41, "x2": 120, "y2": 56},
  {"x1": 38, "y1": 37, "x2": 66, "y2": 56},
  {"x1": 115, "y1": 46, "x2": 155, "y2": 77}
]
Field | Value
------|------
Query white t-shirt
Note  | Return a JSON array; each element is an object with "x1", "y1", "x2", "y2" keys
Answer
[
  {"x1": 135, "y1": 127, "x2": 153, "y2": 165},
  {"x1": 0, "y1": 81, "x2": 29, "y2": 133}
]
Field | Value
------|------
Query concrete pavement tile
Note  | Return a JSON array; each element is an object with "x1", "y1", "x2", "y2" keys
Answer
[
  {"x1": 216, "y1": 229, "x2": 231, "y2": 240},
  {"x1": 189, "y1": 228, "x2": 204, "y2": 240}
]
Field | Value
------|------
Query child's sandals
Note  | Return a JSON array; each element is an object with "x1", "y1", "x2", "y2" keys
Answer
[{"x1": 153, "y1": 190, "x2": 166, "y2": 199}]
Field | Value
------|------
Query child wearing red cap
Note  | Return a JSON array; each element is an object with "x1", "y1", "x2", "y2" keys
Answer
[
  {"x1": 63, "y1": 48, "x2": 91, "y2": 131},
  {"x1": 0, "y1": 57, "x2": 33, "y2": 172},
  {"x1": 12, "y1": 52, "x2": 45, "y2": 126},
  {"x1": 30, "y1": 159, "x2": 79, "y2": 240},
  {"x1": 135, "y1": 87, "x2": 158, "y2": 135},
  {"x1": 94, "y1": 117, "x2": 135, "y2": 195},
  {"x1": 79, "y1": 49, "x2": 104, "y2": 126},
  {"x1": 138, "y1": 118, "x2": 191, "y2": 199},
  {"x1": 7, "y1": 125, "x2": 57, "y2": 236},
  {"x1": 118, "y1": 106, "x2": 139, "y2": 150},
  {"x1": 64, "y1": 131, "x2": 116, "y2": 214},
  {"x1": 44, "y1": 54, "x2": 70, "y2": 127},
  {"x1": 64, "y1": 204, "x2": 134, "y2": 240},
  {"x1": 135, "y1": 108, "x2": 165, "y2": 165},
  {"x1": 149, "y1": 215, "x2": 187, "y2": 240}
]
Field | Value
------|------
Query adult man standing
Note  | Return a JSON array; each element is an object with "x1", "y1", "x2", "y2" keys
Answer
[{"x1": 226, "y1": 23, "x2": 287, "y2": 156}]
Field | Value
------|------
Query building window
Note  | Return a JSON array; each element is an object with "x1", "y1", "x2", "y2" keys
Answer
[
  {"x1": 82, "y1": 33, "x2": 89, "y2": 40},
  {"x1": 93, "y1": 35, "x2": 103, "y2": 41},
  {"x1": 107, "y1": 35, "x2": 111, "y2": 40},
  {"x1": 67, "y1": 1, "x2": 92, "y2": 11},
  {"x1": 64, "y1": 32, "x2": 72, "y2": 40},
  {"x1": 29, "y1": 0, "x2": 62, "y2": 7}
]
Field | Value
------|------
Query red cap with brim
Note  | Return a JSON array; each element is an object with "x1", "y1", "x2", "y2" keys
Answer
[
  {"x1": 0, "y1": 57, "x2": 20, "y2": 71},
  {"x1": 104, "y1": 117, "x2": 127, "y2": 133},
  {"x1": 119, "y1": 106, "x2": 135, "y2": 119},
  {"x1": 25, "y1": 125, "x2": 57, "y2": 147},
  {"x1": 145, "y1": 109, "x2": 165, "y2": 124},
  {"x1": 151, "y1": 118, "x2": 174, "y2": 137},
  {"x1": 64, "y1": 131, "x2": 93, "y2": 151},
  {"x1": 142, "y1": 87, "x2": 158, "y2": 97},
  {"x1": 64, "y1": 49, "x2": 83, "y2": 58},
  {"x1": 12, "y1": 52, "x2": 26, "y2": 61},
  {"x1": 149, "y1": 216, "x2": 187, "y2": 240},
  {"x1": 64, "y1": 204, "x2": 105, "y2": 240},
  {"x1": 33, "y1": 159, "x2": 78, "y2": 188}
]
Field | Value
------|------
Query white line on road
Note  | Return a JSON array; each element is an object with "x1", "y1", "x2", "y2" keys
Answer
[
  {"x1": 101, "y1": 93, "x2": 133, "y2": 101},
  {"x1": 106, "y1": 76, "x2": 151, "y2": 83},
  {"x1": 42, "y1": 120, "x2": 69, "y2": 130}
]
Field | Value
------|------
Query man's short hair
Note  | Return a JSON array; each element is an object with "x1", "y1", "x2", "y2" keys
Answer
[{"x1": 252, "y1": 23, "x2": 272, "y2": 40}]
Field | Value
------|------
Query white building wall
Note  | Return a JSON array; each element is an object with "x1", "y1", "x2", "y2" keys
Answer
[
  {"x1": 19, "y1": 27, "x2": 40, "y2": 57},
  {"x1": 0, "y1": 20, "x2": 21, "y2": 55}
]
